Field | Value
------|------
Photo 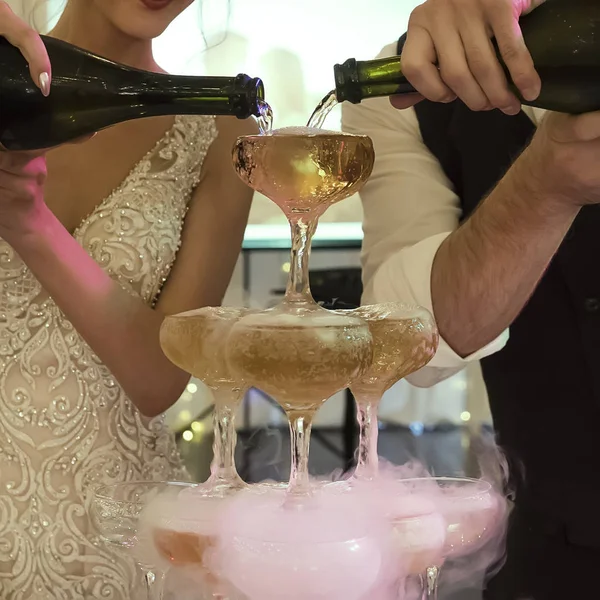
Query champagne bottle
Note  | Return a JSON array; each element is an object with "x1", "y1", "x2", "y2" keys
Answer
[
  {"x1": 0, "y1": 35, "x2": 265, "y2": 151},
  {"x1": 334, "y1": 0, "x2": 600, "y2": 114}
]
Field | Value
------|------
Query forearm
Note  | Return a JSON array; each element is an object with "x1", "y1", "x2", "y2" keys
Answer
[
  {"x1": 432, "y1": 153, "x2": 579, "y2": 357},
  {"x1": 5, "y1": 209, "x2": 189, "y2": 416}
]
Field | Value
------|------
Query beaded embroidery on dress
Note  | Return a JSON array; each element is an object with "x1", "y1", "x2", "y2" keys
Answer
[{"x1": 0, "y1": 115, "x2": 218, "y2": 600}]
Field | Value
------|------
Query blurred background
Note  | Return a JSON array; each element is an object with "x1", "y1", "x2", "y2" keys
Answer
[{"x1": 8, "y1": 0, "x2": 493, "y2": 483}]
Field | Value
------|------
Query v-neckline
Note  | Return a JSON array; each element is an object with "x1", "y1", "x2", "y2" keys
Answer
[{"x1": 70, "y1": 115, "x2": 182, "y2": 238}]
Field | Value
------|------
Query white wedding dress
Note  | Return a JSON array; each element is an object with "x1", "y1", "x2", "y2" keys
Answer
[{"x1": 0, "y1": 115, "x2": 218, "y2": 600}]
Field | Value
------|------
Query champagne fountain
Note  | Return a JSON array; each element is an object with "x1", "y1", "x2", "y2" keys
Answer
[
  {"x1": 226, "y1": 127, "x2": 375, "y2": 501},
  {"x1": 95, "y1": 125, "x2": 509, "y2": 600}
]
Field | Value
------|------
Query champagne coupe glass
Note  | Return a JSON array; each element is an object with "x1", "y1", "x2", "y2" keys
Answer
[
  {"x1": 215, "y1": 484, "x2": 394, "y2": 600},
  {"x1": 140, "y1": 483, "x2": 243, "y2": 599},
  {"x1": 340, "y1": 303, "x2": 439, "y2": 480},
  {"x1": 349, "y1": 475, "x2": 446, "y2": 600},
  {"x1": 396, "y1": 477, "x2": 505, "y2": 599},
  {"x1": 160, "y1": 306, "x2": 252, "y2": 494},
  {"x1": 226, "y1": 128, "x2": 375, "y2": 501},
  {"x1": 90, "y1": 481, "x2": 195, "y2": 600}
]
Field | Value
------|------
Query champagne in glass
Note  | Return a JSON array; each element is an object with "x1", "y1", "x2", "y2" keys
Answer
[
  {"x1": 394, "y1": 477, "x2": 507, "y2": 599},
  {"x1": 345, "y1": 303, "x2": 439, "y2": 479},
  {"x1": 227, "y1": 309, "x2": 372, "y2": 497},
  {"x1": 227, "y1": 127, "x2": 375, "y2": 501},
  {"x1": 160, "y1": 306, "x2": 252, "y2": 494},
  {"x1": 139, "y1": 484, "x2": 242, "y2": 599},
  {"x1": 232, "y1": 127, "x2": 374, "y2": 219},
  {"x1": 215, "y1": 484, "x2": 393, "y2": 600},
  {"x1": 91, "y1": 481, "x2": 196, "y2": 600}
]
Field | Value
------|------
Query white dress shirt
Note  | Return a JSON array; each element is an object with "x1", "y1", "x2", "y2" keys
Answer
[{"x1": 342, "y1": 42, "x2": 547, "y2": 387}]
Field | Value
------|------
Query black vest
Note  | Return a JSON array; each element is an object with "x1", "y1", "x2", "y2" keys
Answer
[{"x1": 397, "y1": 38, "x2": 600, "y2": 536}]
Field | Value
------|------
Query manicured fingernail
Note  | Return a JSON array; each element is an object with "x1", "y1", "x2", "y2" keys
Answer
[{"x1": 39, "y1": 72, "x2": 50, "y2": 97}]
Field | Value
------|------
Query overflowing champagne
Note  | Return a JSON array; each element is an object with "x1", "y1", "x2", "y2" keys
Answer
[
  {"x1": 350, "y1": 304, "x2": 439, "y2": 397},
  {"x1": 227, "y1": 126, "x2": 376, "y2": 500},
  {"x1": 335, "y1": 304, "x2": 439, "y2": 480},
  {"x1": 232, "y1": 127, "x2": 374, "y2": 217},
  {"x1": 226, "y1": 311, "x2": 372, "y2": 413},
  {"x1": 160, "y1": 307, "x2": 250, "y2": 494},
  {"x1": 131, "y1": 74, "x2": 512, "y2": 600},
  {"x1": 160, "y1": 307, "x2": 248, "y2": 389}
]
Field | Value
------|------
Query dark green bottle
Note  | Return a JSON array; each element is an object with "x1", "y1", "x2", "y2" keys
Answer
[
  {"x1": 334, "y1": 0, "x2": 600, "y2": 114},
  {"x1": 0, "y1": 35, "x2": 265, "y2": 151}
]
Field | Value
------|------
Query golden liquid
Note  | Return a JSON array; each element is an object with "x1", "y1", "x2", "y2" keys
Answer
[
  {"x1": 349, "y1": 304, "x2": 439, "y2": 396},
  {"x1": 257, "y1": 100, "x2": 274, "y2": 134},
  {"x1": 159, "y1": 307, "x2": 246, "y2": 390},
  {"x1": 227, "y1": 312, "x2": 372, "y2": 412},
  {"x1": 232, "y1": 128, "x2": 375, "y2": 217},
  {"x1": 153, "y1": 528, "x2": 225, "y2": 588},
  {"x1": 154, "y1": 528, "x2": 213, "y2": 566},
  {"x1": 307, "y1": 91, "x2": 338, "y2": 129}
]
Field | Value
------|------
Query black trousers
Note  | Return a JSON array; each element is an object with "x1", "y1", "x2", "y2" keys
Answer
[{"x1": 483, "y1": 507, "x2": 600, "y2": 600}]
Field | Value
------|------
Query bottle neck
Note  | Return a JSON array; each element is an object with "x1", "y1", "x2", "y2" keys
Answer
[
  {"x1": 334, "y1": 57, "x2": 416, "y2": 104},
  {"x1": 115, "y1": 72, "x2": 265, "y2": 119}
]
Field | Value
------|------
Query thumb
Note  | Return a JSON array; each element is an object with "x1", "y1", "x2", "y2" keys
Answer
[{"x1": 390, "y1": 93, "x2": 426, "y2": 110}]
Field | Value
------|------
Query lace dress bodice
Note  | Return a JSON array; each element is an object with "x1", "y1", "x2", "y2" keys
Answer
[{"x1": 0, "y1": 115, "x2": 218, "y2": 600}]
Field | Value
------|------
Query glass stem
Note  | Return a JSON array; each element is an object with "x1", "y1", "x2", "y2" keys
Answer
[
  {"x1": 209, "y1": 387, "x2": 244, "y2": 486},
  {"x1": 285, "y1": 216, "x2": 318, "y2": 302},
  {"x1": 286, "y1": 410, "x2": 314, "y2": 498},
  {"x1": 354, "y1": 393, "x2": 381, "y2": 479},
  {"x1": 421, "y1": 566, "x2": 440, "y2": 600}
]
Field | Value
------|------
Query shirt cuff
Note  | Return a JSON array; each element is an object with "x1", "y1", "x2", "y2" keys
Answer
[{"x1": 366, "y1": 232, "x2": 509, "y2": 374}]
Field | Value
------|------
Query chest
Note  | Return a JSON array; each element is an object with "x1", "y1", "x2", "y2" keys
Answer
[
  {"x1": 44, "y1": 116, "x2": 176, "y2": 234},
  {"x1": 4, "y1": 115, "x2": 212, "y2": 306}
]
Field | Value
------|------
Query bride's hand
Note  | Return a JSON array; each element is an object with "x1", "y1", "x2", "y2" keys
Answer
[
  {"x1": 0, "y1": 150, "x2": 48, "y2": 239},
  {"x1": 0, "y1": 0, "x2": 51, "y2": 95}
]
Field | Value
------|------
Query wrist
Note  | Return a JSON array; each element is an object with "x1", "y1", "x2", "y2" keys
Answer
[
  {"x1": 1, "y1": 204, "x2": 61, "y2": 255},
  {"x1": 502, "y1": 149, "x2": 581, "y2": 223}
]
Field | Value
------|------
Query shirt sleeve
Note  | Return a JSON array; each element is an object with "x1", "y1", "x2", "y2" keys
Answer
[{"x1": 341, "y1": 42, "x2": 509, "y2": 387}]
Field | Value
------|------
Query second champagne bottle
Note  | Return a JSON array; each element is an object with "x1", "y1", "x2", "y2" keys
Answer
[{"x1": 333, "y1": 0, "x2": 600, "y2": 115}]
